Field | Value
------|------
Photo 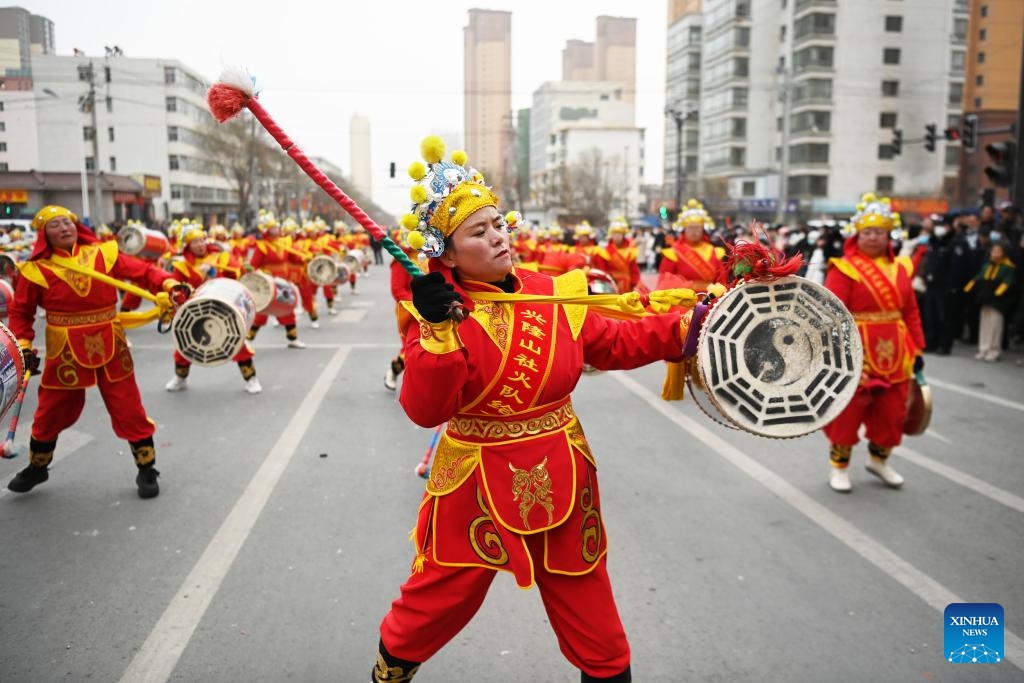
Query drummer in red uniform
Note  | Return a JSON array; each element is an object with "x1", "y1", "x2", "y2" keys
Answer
[
  {"x1": 591, "y1": 216, "x2": 642, "y2": 293},
  {"x1": 371, "y1": 136, "x2": 703, "y2": 683},
  {"x1": 247, "y1": 212, "x2": 306, "y2": 348},
  {"x1": 6, "y1": 205, "x2": 180, "y2": 498},
  {"x1": 164, "y1": 222, "x2": 262, "y2": 394},
  {"x1": 822, "y1": 194, "x2": 925, "y2": 492},
  {"x1": 656, "y1": 199, "x2": 727, "y2": 292}
]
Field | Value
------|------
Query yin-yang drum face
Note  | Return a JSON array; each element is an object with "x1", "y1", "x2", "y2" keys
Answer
[{"x1": 743, "y1": 319, "x2": 813, "y2": 385}]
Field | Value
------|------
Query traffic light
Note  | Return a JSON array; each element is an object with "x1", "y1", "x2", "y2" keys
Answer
[
  {"x1": 659, "y1": 205, "x2": 669, "y2": 221},
  {"x1": 924, "y1": 124, "x2": 937, "y2": 152},
  {"x1": 984, "y1": 141, "x2": 1016, "y2": 188},
  {"x1": 962, "y1": 114, "x2": 979, "y2": 153},
  {"x1": 891, "y1": 128, "x2": 903, "y2": 156},
  {"x1": 389, "y1": 162, "x2": 396, "y2": 178},
  {"x1": 0, "y1": 204, "x2": 10, "y2": 217},
  {"x1": 943, "y1": 126, "x2": 960, "y2": 142}
]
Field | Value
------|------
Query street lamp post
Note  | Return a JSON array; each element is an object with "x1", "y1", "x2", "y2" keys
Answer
[
  {"x1": 665, "y1": 106, "x2": 698, "y2": 212},
  {"x1": 43, "y1": 88, "x2": 90, "y2": 222}
]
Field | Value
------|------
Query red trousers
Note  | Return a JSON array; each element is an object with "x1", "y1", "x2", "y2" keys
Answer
[
  {"x1": 823, "y1": 380, "x2": 910, "y2": 448},
  {"x1": 380, "y1": 533, "x2": 630, "y2": 677},
  {"x1": 31, "y1": 373, "x2": 155, "y2": 443}
]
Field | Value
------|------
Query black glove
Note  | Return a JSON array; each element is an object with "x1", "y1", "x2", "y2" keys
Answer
[
  {"x1": 913, "y1": 355, "x2": 924, "y2": 373},
  {"x1": 411, "y1": 272, "x2": 462, "y2": 323},
  {"x1": 22, "y1": 347, "x2": 40, "y2": 376}
]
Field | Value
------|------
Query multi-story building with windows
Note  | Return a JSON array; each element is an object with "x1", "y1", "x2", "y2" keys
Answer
[
  {"x1": 665, "y1": 1, "x2": 703, "y2": 208},
  {"x1": 676, "y1": 0, "x2": 969, "y2": 219},
  {"x1": 464, "y1": 9, "x2": 512, "y2": 195},
  {"x1": 959, "y1": 0, "x2": 1023, "y2": 206}
]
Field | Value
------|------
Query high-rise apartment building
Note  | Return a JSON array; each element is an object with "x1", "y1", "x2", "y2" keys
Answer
[
  {"x1": 679, "y1": 0, "x2": 969, "y2": 218},
  {"x1": 349, "y1": 113, "x2": 371, "y2": 200},
  {"x1": 959, "y1": 0, "x2": 1023, "y2": 206},
  {"x1": 0, "y1": 6, "x2": 54, "y2": 89},
  {"x1": 463, "y1": 8, "x2": 511, "y2": 194},
  {"x1": 562, "y1": 17, "x2": 637, "y2": 110}
]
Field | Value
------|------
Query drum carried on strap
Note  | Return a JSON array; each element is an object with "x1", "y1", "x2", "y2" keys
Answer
[
  {"x1": 0, "y1": 252, "x2": 21, "y2": 281},
  {"x1": 0, "y1": 278, "x2": 14, "y2": 320},
  {"x1": 118, "y1": 225, "x2": 171, "y2": 260},
  {"x1": 239, "y1": 271, "x2": 300, "y2": 318},
  {"x1": 171, "y1": 278, "x2": 257, "y2": 366},
  {"x1": 306, "y1": 254, "x2": 340, "y2": 286},
  {"x1": 586, "y1": 268, "x2": 618, "y2": 295},
  {"x1": 692, "y1": 276, "x2": 863, "y2": 439},
  {"x1": 0, "y1": 320, "x2": 26, "y2": 420}
]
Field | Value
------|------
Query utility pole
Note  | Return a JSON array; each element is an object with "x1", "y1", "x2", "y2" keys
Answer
[
  {"x1": 776, "y1": 64, "x2": 792, "y2": 226},
  {"x1": 665, "y1": 106, "x2": 698, "y2": 212},
  {"x1": 1014, "y1": 38, "x2": 1024, "y2": 206},
  {"x1": 81, "y1": 61, "x2": 103, "y2": 226}
]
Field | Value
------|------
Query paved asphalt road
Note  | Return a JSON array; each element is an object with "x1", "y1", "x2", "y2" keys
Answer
[{"x1": 1, "y1": 260, "x2": 1022, "y2": 682}]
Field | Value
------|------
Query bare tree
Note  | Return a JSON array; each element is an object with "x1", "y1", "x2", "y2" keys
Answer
[{"x1": 202, "y1": 117, "x2": 273, "y2": 226}]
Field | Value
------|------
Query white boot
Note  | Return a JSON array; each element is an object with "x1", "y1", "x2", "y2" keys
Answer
[
  {"x1": 311, "y1": 320, "x2": 320, "y2": 329},
  {"x1": 829, "y1": 467, "x2": 852, "y2": 493},
  {"x1": 384, "y1": 367, "x2": 397, "y2": 391},
  {"x1": 866, "y1": 457, "x2": 904, "y2": 488},
  {"x1": 244, "y1": 376, "x2": 263, "y2": 394},
  {"x1": 165, "y1": 375, "x2": 187, "y2": 392},
  {"x1": 287, "y1": 339, "x2": 307, "y2": 349},
  {"x1": 327, "y1": 306, "x2": 338, "y2": 316}
]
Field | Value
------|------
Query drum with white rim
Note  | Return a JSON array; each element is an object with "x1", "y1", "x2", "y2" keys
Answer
[
  {"x1": 171, "y1": 278, "x2": 256, "y2": 366},
  {"x1": 306, "y1": 254, "x2": 340, "y2": 286},
  {"x1": 240, "y1": 271, "x2": 299, "y2": 318},
  {"x1": 694, "y1": 276, "x2": 863, "y2": 439},
  {"x1": 118, "y1": 225, "x2": 171, "y2": 260},
  {"x1": 0, "y1": 278, "x2": 14, "y2": 320}
]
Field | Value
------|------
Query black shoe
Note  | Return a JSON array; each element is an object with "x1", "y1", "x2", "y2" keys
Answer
[
  {"x1": 7, "y1": 465, "x2": 49, "y2": 493},
  {"x1": 136, "y1": 467, "x2": 160, "y2": 499}
]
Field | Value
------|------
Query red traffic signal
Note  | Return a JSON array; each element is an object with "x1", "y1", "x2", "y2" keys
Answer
[{"x1": 943, "y1": 127, "x2": 960, "y2": 142}]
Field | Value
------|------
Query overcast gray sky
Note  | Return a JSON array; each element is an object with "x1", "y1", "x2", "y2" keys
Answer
[{"x1": 28, "y1": 0, "x2": 668, "y2": 216}]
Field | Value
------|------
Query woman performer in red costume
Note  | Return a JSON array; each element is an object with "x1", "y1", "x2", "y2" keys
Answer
[
  {"x1": 822, "y1": 194, "x2": 925, "y2": 492},
  {"x1": 371, "y1": 137, "x2": 703, "y2": 683}
]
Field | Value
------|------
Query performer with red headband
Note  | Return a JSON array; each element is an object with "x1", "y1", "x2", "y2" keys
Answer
[
  {"x1": 163, "y1": 222, "x2": 262, "y2": 394},
  {"x1": 823, "y1": 194, "x2": 925, "y2": 493},
  {"x1": 6, "y1": 205, "x2": 182, "y2": 498},
  {"x1": 370, "y1": 137, "x2": 705, "y2": 683}
]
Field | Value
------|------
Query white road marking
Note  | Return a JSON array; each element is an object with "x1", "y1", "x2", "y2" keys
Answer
[
  {"x1": 347, "y1": 300, "x2": 375, "y2": 308},
  {"x1": 928, "y1": 377, "x2": 1024, "y2": 413},
  {"x1": 337, "y1": 309, "x2": 367, "y2": 323},
  {"x1": 896, "y1": 445, "x2": 1024, "y2": 514},
  {"x1": 923, "y1": 428, "x2": 951, "y2": 443},
  {"x1": 611, "y1": 372, "x2": 1024, "y2": 669},
  {"x1": 117, "y1": 346, "x2": 351, "y2": 683}
]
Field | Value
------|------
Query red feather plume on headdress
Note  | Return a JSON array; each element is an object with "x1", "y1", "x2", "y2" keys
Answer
[{"x1": 724, "y1": 221, "x2": 803, "y2": 282}]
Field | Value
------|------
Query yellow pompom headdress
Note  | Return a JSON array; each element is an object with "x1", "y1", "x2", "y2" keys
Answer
[
  {"x1": 608, "y1": 216, "x2": 630, "y2": 235},
  {"x1": 674, "y1": 199, "x2": 710, "y2": 229},
  {"x1": 402, "y1": 135, "x2": 500, "y2": 258},
  {"x1": 177, "y1": 221, "x2": 206, "y2": 252},
  {"x1": 850, "y1": 193, "x2": 902, "y2": 231}
]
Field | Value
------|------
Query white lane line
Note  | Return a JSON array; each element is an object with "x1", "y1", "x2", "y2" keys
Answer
[
  {"x1": 338, "y1": 309, "x2": 367, "y2": 323},
  {"x1": 611, "y1": 372, "x2": 1024, "y2": 669},
  {"x1": 0, "y1": 429, "x2": 94, "y2": 498},
  {"x1": 923, "y1": 429, "x2": 951, "y2": 444},
  {"x1": 928, "y1": 377, "x2": 1024, "y2": 413},
  {"x1": 347, "y1": 300, "x2": 375, "y2": 308},
  {"x1": 896, "y1": 445, "x2": 1024, "y2": 514},
  {"x1": 118, "y1": 345, "x2": 351, "y2": 683}
]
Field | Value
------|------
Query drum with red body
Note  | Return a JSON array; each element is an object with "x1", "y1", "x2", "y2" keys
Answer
[
  {"x1": 0, "y1": 278, "x2": 14, "y2": 320},
  {"x1": 0, "y1": 320, "x2": 26, "y2": 420},
  {"x1": 118, "y1": 225, "x2": 171, "y2": 261},
  {"x1": 586, "y1": 268, "x2": 619, "y2": 295},
  {"x1": 240, "y1": 271, "x2": 300, "y2": 318},
  {"x1": 171, "y1": 278, "x2": 257, "y2": 366},
  {"x1": 0, "y1": 252, "x2": 20, "y2": 281}
]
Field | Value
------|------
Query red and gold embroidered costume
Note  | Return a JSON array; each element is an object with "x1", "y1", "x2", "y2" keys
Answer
[
  {"x1": 823, "y1": 238, "x2": 924, "y2": 449},
  {"x1": 592, "y1": 223, "x2": 642, "y2": 293},
  {"x1": 7, "y1": 206, "x2": 175, "y2": 497},
  {"x1": 382, "y1": 268, "x2": 688, "y2": 676}
]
